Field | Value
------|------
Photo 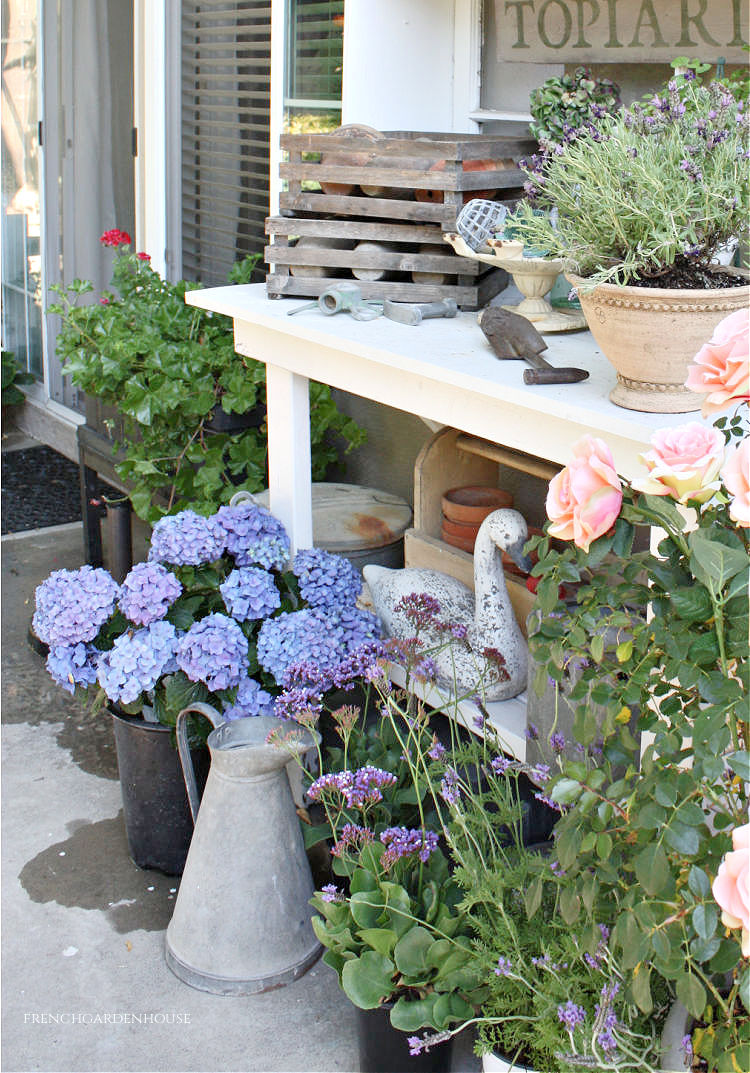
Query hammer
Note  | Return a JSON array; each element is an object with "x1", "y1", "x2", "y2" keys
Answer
[
  {"x1": 383, "y1": 298, "x2": 458, "y2": 326},
  {"x1": 478, "y1": 307, "x2": 589, "y2": 385}
]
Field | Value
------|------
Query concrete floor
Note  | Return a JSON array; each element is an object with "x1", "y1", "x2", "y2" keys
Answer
[{"x1": 1, "y1": 484, "x2": 480, "y2": 1072}]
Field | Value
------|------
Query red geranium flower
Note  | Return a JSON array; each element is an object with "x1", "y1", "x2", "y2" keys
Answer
[{"x1": 100, "y1": 228, "x2": 132, "y2": 248}]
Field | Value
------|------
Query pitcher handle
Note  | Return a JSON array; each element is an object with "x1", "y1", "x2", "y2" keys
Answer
[{"x1": 176, "y1": 702, "x2": 224, "y2": 823}]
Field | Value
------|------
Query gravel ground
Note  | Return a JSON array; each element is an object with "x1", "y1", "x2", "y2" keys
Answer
[{"x1": 1, "y1": 446, "x2": 117, "y2": 535}]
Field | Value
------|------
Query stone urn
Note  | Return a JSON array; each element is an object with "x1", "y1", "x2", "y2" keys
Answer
[{"x1": 568, "y1": 269, "x2": 750, "y2": 413}]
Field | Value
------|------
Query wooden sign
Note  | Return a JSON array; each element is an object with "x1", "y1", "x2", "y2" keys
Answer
[{"x1": 495, "y1": 0, "x2": 749, "y2": 64}]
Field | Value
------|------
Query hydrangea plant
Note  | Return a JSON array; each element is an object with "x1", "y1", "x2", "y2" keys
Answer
[{"x1": 34, "y1": 499, "x2": 379, "y2": 741}]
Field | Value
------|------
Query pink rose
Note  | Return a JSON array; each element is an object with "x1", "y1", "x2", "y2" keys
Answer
[
  {"x1": 685, "y1": 309, "x2": 750, "y2": 417},
  {"x1": 547, "y1": 437, "x2": 623, "y2": 552},
  {"x1": 712, "y1": 822, "x2": 750, "y2": 957},
  {"x1": 722, "y1": 438, "x2": 750, "y2": 528},
  {"x1": 633, "y1": 423, "x2": 725, "y2": 504}
]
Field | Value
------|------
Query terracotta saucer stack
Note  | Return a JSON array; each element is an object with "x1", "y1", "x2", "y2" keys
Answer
[{"x1": 440, "y1": 486, "x2": 514, "y2": 554}]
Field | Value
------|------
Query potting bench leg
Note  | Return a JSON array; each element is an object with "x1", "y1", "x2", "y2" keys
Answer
[
  {"x1": 79, "y1": 462, "x2": 104, "y2": 567},
  {"x1": 264, "y1": 364, "x2": 313, "y2": 555}
]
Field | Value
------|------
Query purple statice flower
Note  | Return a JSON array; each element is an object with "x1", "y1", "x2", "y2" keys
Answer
[
  {"x1": 328, "y1": 640, "x2": 386, "y2": 690},
  {"x1": 46, "y1": 643, "x2": 99, "y2": 695},
  {"x1": 320, "y1": 884, "x2": 343, "y2": 903},
  {"x1": 440, "y1": 767, "x2": 461, "y2": 806},
  {"x1": 428, "y1": 739, "x2": 446, "y2": 762},
  {"x1": 348, "y1": 765, "x2": 398, "y2": 807},
  {"x1": 274, "y1": 685, "x2": 323, "y2": 722},
  {"x1": 449, "y1": 622, "x2": 468, "y2": 640},
  {"x1": 331, "y1": 822, "x2": 374, "y2": 857},
  {"x1": 176, "y1": 613, "x2": 248, "y2": 692},
  {"x1": 97, "y1": 621, "x2": 178, "y2": 705},
  {"x1": 148, "y1": 509, "x2": 225, "y2": 566},
  {"x1": 219, "y1": 566, "x2": 280, "y2": 621},
  {"x1": 308, "y1": 771, "x2": 354, "y2": 801},
  {"x1": 213, "y1": 501, "x2": 290, "y2": 570},
  {"x1": 33, "y1": 566, "x2": 120, "y2": 647},
  {"x1": 414, "y1": 656, "x2": 438, "y2": 682},
  {"x1": 494, "y1": 956, "x2": 513, "y2": 977},
  {"x1": 393, "y1": 592, "x2": 441, "y2": 628},
  {"x1": 558, "y1": 1001, "x2": 586, "y2": 1032},
  {"x1": 293, "y1": 547, "x2": 361, "y2": 610},
  {"x1": 549, "y1": 732, "x2": 566, "y2": 754},
  {"x1": 491, "y1": 755, "x2": 513, "y2": 775},
  {"x1": 380, "y1": 827, "x2": 439, "y2": 869},
  {"x1": 222, "y1": 675, "x2": 275, "y2": 720},
  {"x1": 118, "y1": 562, "x2": 182, "y2": 626}
]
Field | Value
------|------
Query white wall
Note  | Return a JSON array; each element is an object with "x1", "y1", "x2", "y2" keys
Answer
[{"x1": 342, "y1": 0, "x2": 479, "y2": 133}]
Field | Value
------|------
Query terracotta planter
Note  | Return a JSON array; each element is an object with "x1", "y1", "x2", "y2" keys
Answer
[
  {"x1": 568, "y1": 270, "x2": 750, "y2": 413},
  {"x1": 442, "y1": 486, "x2": 513, "y2": 525}
]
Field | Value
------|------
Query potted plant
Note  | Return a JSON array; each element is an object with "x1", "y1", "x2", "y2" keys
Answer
[
  {"x1": 529, "y1": 66, "x2": 621, "y2": 149},
  {"x1": 513, "y1": 72, "x2": 749, "y2": 412},
  {"x1": 524, "y1": 314, "x2": 749, "y2": 1071},
  {"x1": 48, "y1": 230, "x2": 365, "y2": 522},
  {"x1": 33, "y1": 496, "x2": 380, "y2": 873}
]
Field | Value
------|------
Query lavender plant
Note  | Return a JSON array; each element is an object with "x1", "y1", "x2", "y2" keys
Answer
[
  {"x1": 34, "y1": 499, "x2": 379, "y2": 741},
  {"x1": 514, "y1": 72, "x2": 749, "y2": 288}
]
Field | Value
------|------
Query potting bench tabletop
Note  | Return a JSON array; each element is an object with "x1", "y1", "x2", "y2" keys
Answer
[{"x1": 187, "y1": 282, "x2": 711, "y2": 758}]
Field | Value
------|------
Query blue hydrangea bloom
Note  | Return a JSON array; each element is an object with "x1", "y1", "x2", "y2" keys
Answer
[
  {"x1": 257, "y1": 609, "x2": 340, "y2": 685},
  {"x1": 46, "y1": 643, "x2": 99, "y2": 695},
  {"x1": 293, "y1": 547, "x2": 361, "y2": 609},
  {"x1": 222, "y1": 676, "x2": 275, "y2": 720},
  {"x1": 119, "y1": 562, "x2": 183, "y2": 625},
  {"x1": 327, "y1": 606, "x2": 381, "y2": 650},
  {"x1": 219, "y1": 567, "x2": 281, "y2": 621},
  {"x1": 33, "y1": 566, "x2": 120, "y2": 647},
  {"x1": 176, "y1": 612, "x2": 248, "y2": 692},
  {"x1": 97, "y1": 621, "x2": 179, "y2": 706},
  {"x1": 213, "y1": 501, "x2": 290, "y2": 569},
  {"x1": 148, "y1": 509, "x2": 225, "y2": 566}
]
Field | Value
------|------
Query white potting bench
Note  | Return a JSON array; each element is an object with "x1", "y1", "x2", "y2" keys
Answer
[{"x1": 187, "y1": 283, "x2": 707, "y2": 758}]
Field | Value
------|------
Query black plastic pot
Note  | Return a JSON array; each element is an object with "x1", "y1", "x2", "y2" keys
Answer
[
  {"x1": 110, "y1": 709, "x2": 209, "y2": 875},
  {"x1": 204, "y1": 403, "x2": 265, "y2": 434},
  {"x1": 356, "y1": 1004, "x2": 454, "y2": 1073}
]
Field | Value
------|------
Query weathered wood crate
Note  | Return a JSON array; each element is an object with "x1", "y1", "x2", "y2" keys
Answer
[
  {"x1": 278, "y1": 129, "x2": 535, "y2": 227},
  {"x1": 266, "y1": 128, "x2": 536, "y2": 309},
  {"x1": 265, "y1": 216, "x2": 505, "y2": 307}
]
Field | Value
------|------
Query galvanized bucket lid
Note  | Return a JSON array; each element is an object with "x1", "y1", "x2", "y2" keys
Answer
[{"x1": 255, "y1": 482, "x2": 412, "y2": 552}]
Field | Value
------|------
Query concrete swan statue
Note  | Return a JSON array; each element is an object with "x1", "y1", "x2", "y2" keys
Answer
[{"x1": 363, "y1": 508, "x2": 530, "y2": 702}]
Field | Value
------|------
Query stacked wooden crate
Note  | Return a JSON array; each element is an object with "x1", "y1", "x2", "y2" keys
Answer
[{"x1": 265, "y1": 128, "x2": 536, "y2": 310}]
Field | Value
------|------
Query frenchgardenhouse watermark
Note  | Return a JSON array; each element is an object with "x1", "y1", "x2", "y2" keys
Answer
[{"x1": 23, "y1": 1012, "x2": 192, "y2": 1025}]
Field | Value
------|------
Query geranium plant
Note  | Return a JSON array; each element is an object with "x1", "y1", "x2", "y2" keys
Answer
[
  {"x1": 48, "y1": 231, "x2": 365, "y2": 522},
  {"x1": 525, "y1": 311, "x2": 749, "y2": 1070},
  {"x1": 513, "y1": 71, "x2": 749, "y2": 288},
  {"x1": 33, "y1": 498, "x2": 380, "y2": 741}
]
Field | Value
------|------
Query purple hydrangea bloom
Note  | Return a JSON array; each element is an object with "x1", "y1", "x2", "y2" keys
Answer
[
  {"x1": 46, "y1": 643, "x2": 99, "y2": 695},
  {"x1": 176, "y1": 613, "x2": 248, "y2": 692},
  {"x1": 97, "y1": 621, "x2": 179, "y2": 705},
  {"x1": 222, "y1": 675, "x2": 275, "y2": 720},
  {"x1": 257, "y1": 609, "x2": 340, "y2": 684},
  {"x1": 380, "y1": 827, "x2": 439, "y2": 869},
  {"x1": 119, "y1": 562, "x2": 182, "y2": 626},
  {"x1": 148, "y1": 509, "x2": 225, "y2": 566},
  {"x1": 33, "y1": 566, "x2": 120, "y2": 647},
  {"x1": 214, "y1": 501, "x2": 290, "y2": 569},
  {"x1": 293, "y1": 547, "x2": 361, "y2": 609},
  {"x1": 219, "y1": 566, "x2": 280, "y2": 621}
]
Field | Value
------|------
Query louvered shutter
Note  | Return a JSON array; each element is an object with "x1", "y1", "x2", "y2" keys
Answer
[
  {"x1": 286, "y1": 0, "x2": 344, "y2": 107},
  {"x1": 181, "y1": 1, "x2": 271, "y2": 286}
]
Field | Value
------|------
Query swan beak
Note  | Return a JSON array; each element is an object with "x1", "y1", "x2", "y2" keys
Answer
[{"x1": 505, "y1": 537, "x2": 532, "y2": 574}]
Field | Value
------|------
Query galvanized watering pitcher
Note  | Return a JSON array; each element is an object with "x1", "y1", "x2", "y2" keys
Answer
[{"x1": 165, "y1": 702, "x2": 321, "y2": 995}]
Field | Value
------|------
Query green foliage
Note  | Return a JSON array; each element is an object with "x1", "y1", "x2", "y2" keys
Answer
[
  {"x1": 49, "y1": 243, "x2": 365, "y2": 522},
  {"x1": 527, "y1": 436, "x2": 749, "y2": 1069},
  {"x1": 529, "y1": 65, "x2": 621, "y2": 147},
  {"x1": 2, "y1": 350, "x2": 34, "y2": 406},
  {"x1": 515, "y1": 74, "x2": 749, "y2": 286}
]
